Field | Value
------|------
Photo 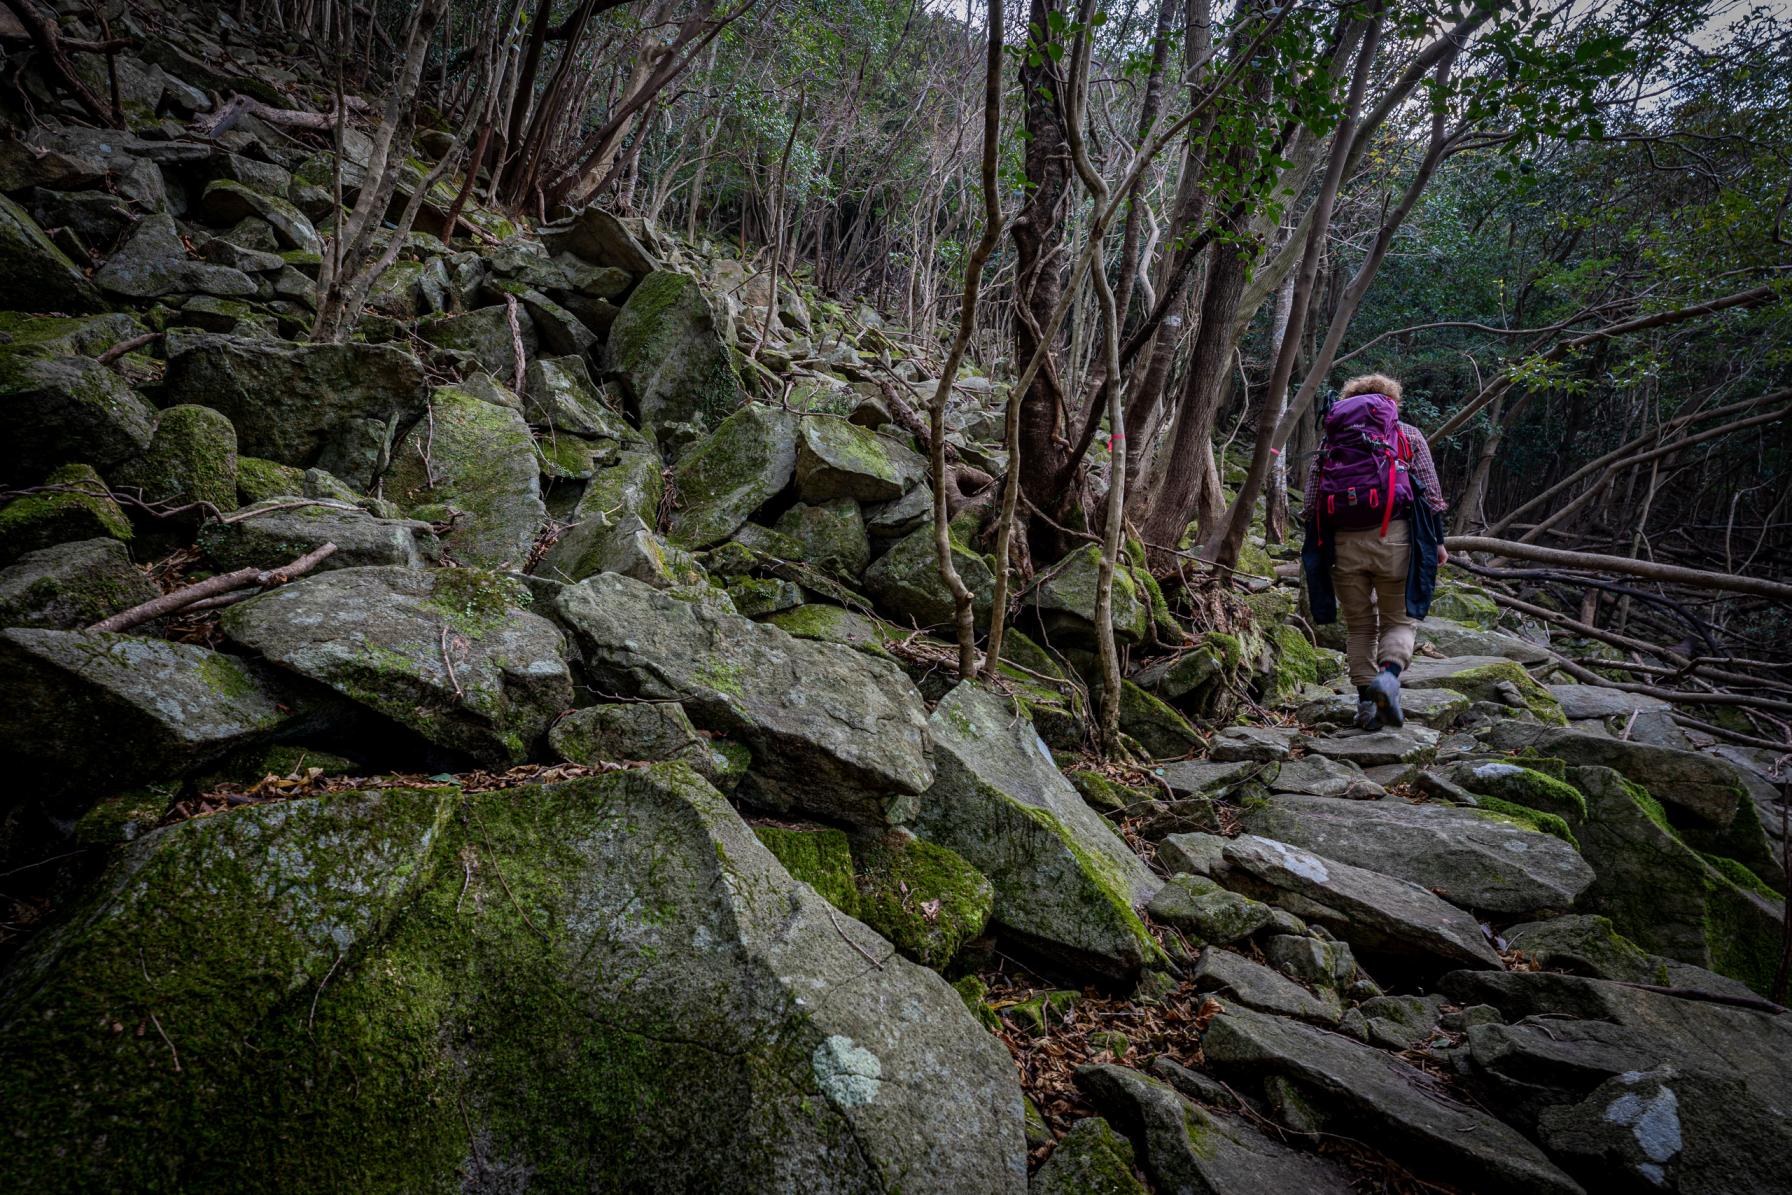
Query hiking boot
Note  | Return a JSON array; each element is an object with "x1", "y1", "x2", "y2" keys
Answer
[
  {"x1": 1354, "y1": 698, "x2": 1382, "y2": 731},
  {"x1": 1367, "y1": 669, "x2": 1405, "y2": 729}
]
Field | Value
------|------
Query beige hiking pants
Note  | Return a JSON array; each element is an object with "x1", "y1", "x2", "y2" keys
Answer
[{"x1": 1332, "y1": 518, "x2": 1415, "y2": 687}]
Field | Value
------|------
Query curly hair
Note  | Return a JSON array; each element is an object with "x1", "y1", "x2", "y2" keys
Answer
[{"x1": 1339, "y1": 373, "x2": 1402, "y2": 402}]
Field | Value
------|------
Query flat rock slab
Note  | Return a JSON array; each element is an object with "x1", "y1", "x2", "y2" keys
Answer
[
  {"x1": 1193, "y1": 948, "x2": 1342, "y2": 1024},
  {"x1": 199, "y1": 500, "x2": 440, "y2": 572},
  {"x1": 1546, "y1": 684, "x2": 1672, "y2": 721},
  {"x1": 1076, "y1": 1063, "x2": 1354, "y2": 1195},
  {"x1": 1481, "y1": 723, "x2": 1743, "y2": 827},
  {"x1": 1296, "y1": 688, "x2": 1468, "y2": 731},
  {"x1": 1415, "y1": 619, "x2": 1551, "y2": 665},
  {"x1": 1303, "y1": 725, "x2": 1438, "y2": 767},
  {"x1": 1201, "y1": 1007, "x2": 1584, "y2": 1195},
  {"x1": 1155, "y1": 759, "x2": 1271, "y2": 797},
  {"x1": 1210, "y1": 725, "x2": 1301, "y2": 762},
  {"x1": 912, "y1": 681, "x2": 1162, "y2": 980},
  {"x1": 1242, "y1": 794, "x2": 1593, "y2": 916},
  {"x1": 553, "y1": 571, "x2": 932, "y2": 825},
  {"x1": 386, "y1": 387, "x2": 545, "y2": 570},
  {"x1": 1220, "y1": 835, "x2": 1504, "y2": 969},
  {"x1": 223, "y1": 565, "x2": 571, "y2": 767},
  {"x1": 1269, "y1": 755, "x2": 1384, "y2": 799}
]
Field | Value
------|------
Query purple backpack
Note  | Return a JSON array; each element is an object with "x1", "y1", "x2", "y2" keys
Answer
[{"x1": 1315, "y1": 393, "x2": 1412, "y2": 538}]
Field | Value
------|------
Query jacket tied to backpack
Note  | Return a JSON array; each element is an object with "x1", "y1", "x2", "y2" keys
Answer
[{"x1": 1299, "y1": 392, "x2": 1442, "y2": 622}]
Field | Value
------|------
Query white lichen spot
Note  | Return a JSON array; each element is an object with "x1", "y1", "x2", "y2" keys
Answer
[
  {"x1": 1031, "y1": 731, "x2": 1055, "y2": 765},
  {"x1": 1472, "y1": 762, "x2": 1525, "y2": 779},
  {"x1": 812, "y1": 1034, "x2": 882, "y2": 1108},
  {"x1": 1605, "y1": 1082, "x2": 1682, "y2": 1180}
]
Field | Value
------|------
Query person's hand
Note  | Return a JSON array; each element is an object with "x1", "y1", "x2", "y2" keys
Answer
[{"x1": 1438, "y1": 544, "x2": 1450, "y2": 566}]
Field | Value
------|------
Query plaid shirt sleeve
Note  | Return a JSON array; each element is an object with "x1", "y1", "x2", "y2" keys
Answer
[{"x1": 1402, "y1": 423, "x2": 1448, "y2": 512}]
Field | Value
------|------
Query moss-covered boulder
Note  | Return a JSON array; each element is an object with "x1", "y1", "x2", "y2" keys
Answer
[
  {"x1": 1030, "y1": 1115, "x2": 1146, "y2": 1195},
  {"x1": 116, "y1": 403, "x2": 239, "y2": 514},
  {"x1": 794, "y1": 414, "x2": 920, "y2": 503},
  {"x1": 754, "y1": 824, "x2": 861, "y2": 916},
  {"x1": 1116, "y1": 680, "x2": 1201, "y2": 759},
  {"x1": 1026, "y1": 545, "x2": 1150, "y2": 647},
  {"x1": 668, "y1": 403, "x2": 800, "y2": 549},
  {"x1": 162, "y1": 335, "x2": 426, "y2": 482},
  {"x1": 385, "y1": 386, "x2": 545, "y2": 569},
  {"x1": 223, "y1": 566, "x2": 571, "y2": 767},
  {"x1": 765, "y1": 602, "x2": 902, "y2": 658},
  {"x1": 234, "y1": 455, "x2": 307, "y2": 504},
  {"x1": 774, "y1": 498, "x2": 870, "y2": 579},
  {"x1": 862, "y1": 520, "x2": 995, "y2": 629},
  {"x1": 1146, "y1": 874, "x2": 1275, "y2": 944},
  {"x1": 418, "y1": 303, "x2": 540, "y2": 377},
  {"x1": 0, "y1": 192, "x2": 103, "y2": 313},
  {"x1": 1565, "y1": 765, "x2": 1783, "y2": 994},
  {"x1": 0, "y1": 768, "x2": 1030, "y2": 1191},
  {"x1": 1260, "y1": 624, "x2": 1320, "y2": 705},
  {"x1": 609, "y1": 270, "x2": 742, "y2": 436},
  {"x1": 1427, "y1": 576, "x2": 1501, "y2": 627},
  {"x1": 199, "y1": 179, "x2": 321, "y2": 252},
  {"x1": 0, "y1": 462, "x2": 132, "y2": 564},
  {"x1": 550, "y1": 700, "x2": 743, "y2": 789},
  {"x1": 850, "y1": 831, "x2": 994, "y2": 970},
  {"x1": 0, "y1": 536, "x2": 156, "y2": 629},
  {"x1": 1400, "y1": 656, "x2": 1567, "y2": 725},
  {"x1": 541, "y1": 205, "x2": 661, "y2": 273},
  {"x1": 1479, "y1": 722, "x2": 1744, "y2": 828},
  {"x1": 0, "y1": 352, "x2": 156, "y2": 483},
  {"x1": 0, "y1": 628, "x2": 301, "y2": 829},
  {"x1": 910, "y1": 681, "x2": 1162, "y2": 980},
  {"x1": 553, "y1": 571, "x2": 933, "y2": 826}
]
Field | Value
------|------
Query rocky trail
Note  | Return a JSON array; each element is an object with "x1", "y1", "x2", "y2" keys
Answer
[{"x1": 0, "y1": 5, "x2": 1788, "y2": 1190}]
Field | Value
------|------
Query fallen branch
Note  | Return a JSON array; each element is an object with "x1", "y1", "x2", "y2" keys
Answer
[
  {"x1": 195, "y1": 93, "x2": 372, "y2": 138},
  {"x1": 96, "y1": 331, "x2": 163, "y2": 365},
  {"x1": 88, "y1": 543, "x2": 337, "y2": 633},
  {"x1": 1610, "y1": 980, "x2": 1786, "y2": 1017},
  {"x1": 1670, "y1": 714, "x2": 1791, "y2": 752},
  {"x1": 1448, "y1": 535, "x2": 1792, "y2": 603},
  {"x1": 0, "y1": 0, "x2": 119, "y2": 127}
]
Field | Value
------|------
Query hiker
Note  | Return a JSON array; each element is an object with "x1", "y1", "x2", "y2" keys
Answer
[{"x1": 1299, "y1": 374, "x2": 1449, "y2": 730}]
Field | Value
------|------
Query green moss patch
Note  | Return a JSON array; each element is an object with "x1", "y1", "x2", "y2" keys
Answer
[
  {"x1": 850, "y1": 832, "x2": 994, "y2": 971},
  {"x1": 752, "y1": 824, "x2": 859, "y2": 916}
]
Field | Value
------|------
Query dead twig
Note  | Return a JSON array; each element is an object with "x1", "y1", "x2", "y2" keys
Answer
[
  {"x1": 88, "y1": 543, "x2": 337, "y2": 633},
  {"x1": 95, "y1": 331, "x2": 163, "y2": 365},
  {"x1": 440, "y1": 623, "x2": 465, "y2": 699},
  {"x1": 148, "y1": 1011, "x2": 181, "y2": 1073}
]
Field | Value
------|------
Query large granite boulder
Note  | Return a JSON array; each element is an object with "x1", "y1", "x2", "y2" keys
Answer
[
  {"x1": 0, "y1": 192, "x2": 103, "y2": 313},
  {"x1": 667, "y1": 403, "x2": 799, "y2": 548},
  {"x1": 162, "y1": 335, "x2": 427, "y2": 483},
  {"x1": 198, "y1": 179, "x2": 322, "y2": 252},
  {"x1": 0, "y1": 463, "x2": 132, "y2": 564},
  {"x1": 0, "y1": 353, "x2": 156, "y2": 483},
  {"x1": 1242, "y1": 793, "x2": 1594, "y2": 915},
  {"x1": 0, "y1": 629, "x2": 300, "y2": 815},
  {"x1": 910, "y1": 682, "x2": 1162, "y2": 980},
  {"x1": 222, "y1": 566, "x2": 572, "y2": 767},
  {"x1": 384, "y1": 386, "x2": 545, "y2": 569},
  {"x1": 417, "y1": 303, "x2": 538, "y2": 377},
  {"x1": 552, "y1": 572, "x2": 933, "y2": 824},
  {"x1": 1025, "y1": 545, "x2": 1150, "y2": 646},
  {"x1": 608, "y1": 270, "x2": 742, "y2": 435},
  {"x1": 541, "y1": 205, "x2": 661, "y2": 274},
  {"x1": 116, "y1": 404, "x2": 239, "y2": 514},
  {"x1": 1217, "y1": 835, "x2": 1504, "y2": 968},
  {"x1": 0, "y1": 768, "x2": 1029, "y2": 1192}
]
